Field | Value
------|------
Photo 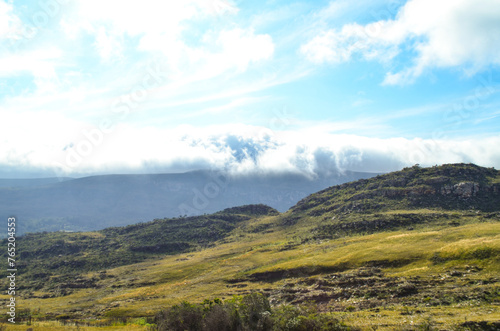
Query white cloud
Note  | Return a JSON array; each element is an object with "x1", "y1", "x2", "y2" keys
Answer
[
  {"x1": 302, "y1": 0, "x2": 500, "y2": 85},
  {"x1": 213, "y1": 28, "x2": 274, "y2": 72},
  {"x1": 27, "y1": 0, "x2": 274, "y2": 100},
  {"x1": 300, "y1": 19, "x2": 405, "y2": 64},
  {"x1": 1, "y1": 117, "x2": 499, "y2": 177},
  {"x1": 0, "y1": 48, "x2": 60, "y2": 75},
  {"x1": 93, "y1": 26, "x2": 123, "y2": 63},
  {"x1": 0, "y1": 48, "x2": 63, "y2": 93},
  {"x1": 63, "y1": 0, "x2": 204, "y2": 66},
  {"x1": 138, "y1": 27, "x2": 274, "y2": 83},
  {"x1": 0, "y1": 0, "x2": 23, "y2": 40},
  {"x1": 70, "y1": 1, "x2": 197, "y2": 37},
  {"x1": 65, "y1": 0, "x2": 256, "y2": 72},
  {"x1": 0, "y1": 0, "x2": 278, "y2": 127}
]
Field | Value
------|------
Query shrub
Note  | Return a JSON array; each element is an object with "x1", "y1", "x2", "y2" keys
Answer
[
  {"x1": 272, "y1": 304, "x2": 351, "y2": 331},
  {"x1": 240, "y1": 292, "x2": 273, "y2": 331},
  {"x1": 203, "y1": 304, "x2": 234, "y2": 331},
  {"x1": 154, "y1": 293, "x2": 356, "y2": 331},
  {"x1": 155, "y1": 301, "x2": 203, "y2": 331}
]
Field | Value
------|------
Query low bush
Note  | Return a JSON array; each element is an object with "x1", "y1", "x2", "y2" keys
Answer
[{"x1": 153, "y1": 293, "x2": 356, "y2": 331}]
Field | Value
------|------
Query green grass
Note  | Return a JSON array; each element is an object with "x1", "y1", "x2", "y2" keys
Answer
[{"x1": 3, "y1": 215, "x2": 499, "y2": 329}]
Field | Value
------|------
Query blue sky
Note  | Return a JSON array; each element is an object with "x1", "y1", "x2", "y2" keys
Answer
[{"x1": 1, "y1": 0, "x2": 500, "y2": 178}]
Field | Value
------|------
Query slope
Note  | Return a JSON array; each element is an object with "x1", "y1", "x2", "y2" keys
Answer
[{"x1": 1, "y1": 163, "x2": 499, "y2": 329}]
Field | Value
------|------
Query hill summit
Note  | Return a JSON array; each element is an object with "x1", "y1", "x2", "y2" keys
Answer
[{"x1": 292, "y1": 163, "x2": 500, "y2": 217}]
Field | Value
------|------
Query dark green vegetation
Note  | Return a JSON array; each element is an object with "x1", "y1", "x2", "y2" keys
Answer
[
  {"x1": 293, "y1": 163, "x2": 500, "y2": 216},
  {"x1": 153, "y1": 293, "x2": 353, "y2": 331},
  {"x1": 1, "y1": 163, "x2": 500, "y2": 330}
]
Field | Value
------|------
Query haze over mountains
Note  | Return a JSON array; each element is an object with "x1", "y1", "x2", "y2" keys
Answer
[{"x1": 0, "y1": 169, "x2": 377, "y2": 235}]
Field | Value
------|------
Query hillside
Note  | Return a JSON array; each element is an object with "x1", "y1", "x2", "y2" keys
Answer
[
  {"x1": 1, "y1": 163, "x2": 500, "y2": 330},
  {"x1": 293, "y1": 163, "x2": 500, "y2": 215},
  {"x1": 0, "y1": 169, "x2": 375, "y2": 235},
  {"x1": 285, "y1": 163, "x2": 500, "y2": 238},
  {"x1": 7, "y1": 204, "x2": 279, "y2": 296}
]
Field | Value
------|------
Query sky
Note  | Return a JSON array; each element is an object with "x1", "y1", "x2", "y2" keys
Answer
[{"x1": 1, "y1": 0, "x2": 500, "y2": 178}]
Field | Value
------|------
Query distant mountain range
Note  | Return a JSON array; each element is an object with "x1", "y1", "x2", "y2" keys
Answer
[{"x1": 0, "y1": 169, "x2": 377, "y2": 234}]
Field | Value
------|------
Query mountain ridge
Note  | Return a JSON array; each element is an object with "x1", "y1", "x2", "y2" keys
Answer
[
  {"x1": 291, "y1": 163, "x2": 500, "y2": 216},
  {"x1": 0, "y1": 169, "x2": 377, "y2": 235}
]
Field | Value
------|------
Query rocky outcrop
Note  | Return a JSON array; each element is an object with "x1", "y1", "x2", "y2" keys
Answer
[{"x1": 440, "y1": 182, "x2": 480, "y2": 198}]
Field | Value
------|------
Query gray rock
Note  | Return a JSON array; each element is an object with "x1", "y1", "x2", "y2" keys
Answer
[{"x1": 440, "y1": 182, "x2": 479, "y2": 198}]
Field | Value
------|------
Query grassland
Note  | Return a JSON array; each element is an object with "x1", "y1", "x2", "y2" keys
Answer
[
  {"x1": 1, "y1": 164, "x2": 499, "y2": 330},
  {"x1": 2, "y1": 212, "x2": 499, "y2": 329}
]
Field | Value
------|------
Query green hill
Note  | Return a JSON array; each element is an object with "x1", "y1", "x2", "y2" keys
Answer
[
  {"x1": 1, "y1": 164, "x2": 499, "y2": 330},
  {"x1": 293, "y1": 163, "x2": 500, "y2": 215}
]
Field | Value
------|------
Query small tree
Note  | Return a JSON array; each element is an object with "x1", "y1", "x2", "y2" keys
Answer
[{"x1": 240, "y1": 292, "x2": 273, "y2": 331}]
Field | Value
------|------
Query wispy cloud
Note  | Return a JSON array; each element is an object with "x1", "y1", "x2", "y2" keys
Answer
[
  {"x1": 301, "y1": 0, "x2": 500, "y2": 85},
  {"x1": 0, "y1": 0, "x2": 22, "y2": 40}
]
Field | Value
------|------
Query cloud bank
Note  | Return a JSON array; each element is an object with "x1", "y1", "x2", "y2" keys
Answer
[{"x1": 1, "y1": 122, "x2": 499, "y2": 178}]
